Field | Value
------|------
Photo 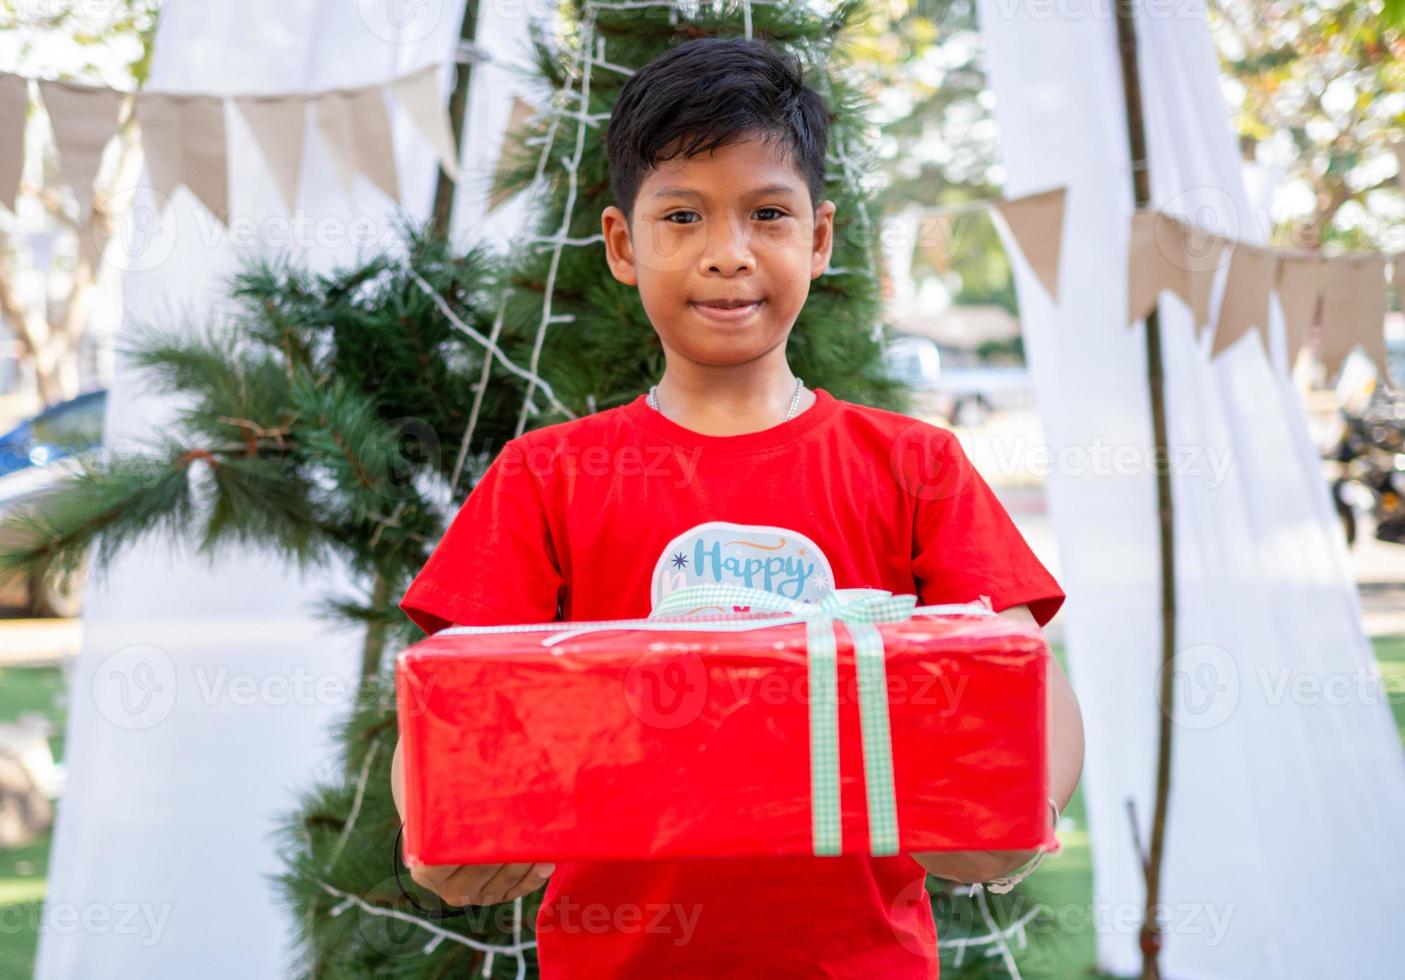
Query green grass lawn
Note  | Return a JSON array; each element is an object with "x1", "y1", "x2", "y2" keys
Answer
[
  {"x1": 1, "y1": 641, "x2": 1402, "y2": 978},
  {"x1": 1375, "y1": 636, "x2": 1405, "y2": 748},
  {"x1": 0, "y1": 664, "x2": 67, "y2": 979}
]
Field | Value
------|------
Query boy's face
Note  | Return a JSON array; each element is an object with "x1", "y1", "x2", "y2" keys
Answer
[{"x1": 601, "y1": 134, "x2": 836, "y2": 370}]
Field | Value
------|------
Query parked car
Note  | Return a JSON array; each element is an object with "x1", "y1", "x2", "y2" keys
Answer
[
  {"x1": 883, "y1": 335, "x2": 1035, "y2": 426},
  {"x1": 0, "y1": 389, "x2": 106, "y2": 616},
  {"x1": 883, "y1": 335, "x2": 943, "y2": 391},
  {"x1": 0, "y1": 388, "x2": 106, "y2": 479}
]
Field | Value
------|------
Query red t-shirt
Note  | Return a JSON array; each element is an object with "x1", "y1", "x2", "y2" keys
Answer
[{"x1": 399, "y1": 387, "x2": 1065, "y2": 978}]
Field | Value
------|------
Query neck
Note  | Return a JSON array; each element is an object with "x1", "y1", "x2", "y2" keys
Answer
[{"x1": 651, "y1": 353, "x2": 812, "y2": 437}]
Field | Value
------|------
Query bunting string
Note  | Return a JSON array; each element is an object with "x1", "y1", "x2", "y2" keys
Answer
[
  {"x1": 900, "y1": 186, "x2": 1398, "y2": 385},
  {"x1": 0, "y1": 63, "x2": 467, "y2": 224}
]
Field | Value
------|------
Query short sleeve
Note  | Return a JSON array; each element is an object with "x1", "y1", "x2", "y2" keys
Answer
[
  {"x1": 909, "y1": 428, "x2": 1065, "y2": 627},
  {"x1": 398, "y1": 440, "x2": 564, "y2": 634}
]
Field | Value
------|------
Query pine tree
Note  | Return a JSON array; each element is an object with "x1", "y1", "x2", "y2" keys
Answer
[{"x1": 0, "y1": 2, "x2": 1053, "y2": 976}]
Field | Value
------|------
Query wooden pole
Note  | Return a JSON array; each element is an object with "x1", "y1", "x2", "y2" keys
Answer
[
  {"x1": 429, "y1": 0, "x2": 481, "y2": 240},
  {"x1": 1112, "y1": 3, "x2": 1177, "y2": 978}
]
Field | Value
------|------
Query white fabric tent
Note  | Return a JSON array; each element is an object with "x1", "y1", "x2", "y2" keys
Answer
[
  {"x1": 978, "y1": 3, "x2": 1405, "y2": 977},
  {"x1": 35, "y1": 1, "x2": 549, "y2": 975}
]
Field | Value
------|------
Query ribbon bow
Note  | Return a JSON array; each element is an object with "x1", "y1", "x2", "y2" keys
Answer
[{"x1": 439, "y1": 584, "x2": 992, "y2": 857}]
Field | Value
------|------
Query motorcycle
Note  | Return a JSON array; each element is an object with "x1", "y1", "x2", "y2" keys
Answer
[{"x1": 1328, "y1": 385, "x2": 1405, "y2": 547}]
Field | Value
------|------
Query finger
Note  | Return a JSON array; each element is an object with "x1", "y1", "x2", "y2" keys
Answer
[
  {"x1": 475, "y1": 862, "x2": 540, "y2": 905},
  {"x1": 417, "y1": 861, "x2": 494, "y2": 892},
  {"x1": 408, "y1": 865, "x2": 451, "y2": 892},
  {"x1": 431, "y1": 863, "x2": 506, "y2": 906},
  {"x1": 437, "y1": 861, "x2": 529, "y2": 906},
  {"x1": 501, "y1": 862, "x2": 556, "y2": 902},
  {"x1": 422, "y1": 863, "x2": 499, "y2": 905}
]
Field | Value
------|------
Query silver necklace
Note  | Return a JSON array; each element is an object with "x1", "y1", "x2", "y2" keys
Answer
[{"x1": 648, "y1": 376, "x2": 805, "y2": 422}]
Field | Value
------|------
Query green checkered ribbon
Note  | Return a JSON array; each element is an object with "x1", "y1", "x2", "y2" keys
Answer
[{"x1": 438, "y1": 585, "x2": 993, "y2": 858}]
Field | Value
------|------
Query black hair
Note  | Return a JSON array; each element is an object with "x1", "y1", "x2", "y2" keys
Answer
[{"x1": 605, "y1": 37, "x2": 829, "y2": 223}]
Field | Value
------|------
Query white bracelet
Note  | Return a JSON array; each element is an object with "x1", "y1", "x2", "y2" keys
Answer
[{"x1": 979, "y1": 796, "x2": 1060, "y2": 895}]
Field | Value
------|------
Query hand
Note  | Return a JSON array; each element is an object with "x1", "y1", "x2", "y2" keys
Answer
[
  {"x1": 406, "y1": 859, "x2": 556, "y2": 908},
  {"x1": 392, "y1": 739, "x2": 554, "y2": 907},
  {"x1": 910, "y1": 847, "x2": 1041, "y2": 884}
]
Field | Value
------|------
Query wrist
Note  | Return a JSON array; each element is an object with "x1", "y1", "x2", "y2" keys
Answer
[
  {"x1": 909, "y1": 800, "x2": 1062, "y2": 885},
  {"x1": 979, "y1": 796, "x2": 1061, "y2": 893},
  {"x1": 985, "y1": 846, "x2": 1042, "y2": 878},
  {"x1": 910, "y1": 847, "x2": 1026, "y2": 883}
]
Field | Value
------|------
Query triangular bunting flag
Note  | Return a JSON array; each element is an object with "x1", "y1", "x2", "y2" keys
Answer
[
  {"x1": 488, "y1": 96, "x2": 538, "y2": 213},
  {"x1": 133, "y1": 93, "x2": 181, "y2": 201},
  {"x1": 1394, "y1": 254, "x2": 1405, "y2": 386},
  {"x1": 991, "y1": 186, "x2": 1066, "y2": 302},
  {"x1": 135, "y1": 92, "x2": 230, "y2": 223},
  {"x1": 312, "y1": 90, "x2": 358, "y2": 197},
  {"x1": 1174, "y1": 219, "x2": 1228, "y2": 334},
  {"x1": 1318, "y1": 256, "x2": 1357, "y2": 381},
  {"x1": 0, "y1": 73, "x2": 27, "y2": 213},
  {"x1": 346, "y1": 85, "x2": 399, "y2": 204},
  {"x1": 1127, "y1": 211, "x2": 1227, "y2": 331},
  {"x1": 233, "y1": 93, "x2": 306, "y2": 212},
  {"x1": 313, "y1": 86, "x2": 399, "y2": 204},
  {"x1": 1274, "y1": 253, "x2": 1322, "y2": 369},
  {"x1": 1319, "y1": 254, "x2": 1388, "y2": 383},
  {"x1": 1212, "y1": 241, "x2": 1274, "y2": 357},
  {"x1": 1127, "y1": 210, "x2": 1167, "y2": 324},
  {"x1": 388, "y1": 64, "x2": 459, "y2": 181},
  {"x1": 37, "y1": 78, "x2": 125, "y2": 221},
  {"x1": 182, "y1": 95, "x2": 228, "y2": 222},
  {"x1": 1357, "y1": 257, "x2": 1390, "y2": 384}
]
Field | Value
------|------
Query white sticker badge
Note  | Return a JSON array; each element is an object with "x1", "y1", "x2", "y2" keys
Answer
[{"x1": 650, "y1": 520, "x2": 837, "y2": 609}]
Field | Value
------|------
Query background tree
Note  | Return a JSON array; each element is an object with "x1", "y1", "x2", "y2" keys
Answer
[
  {"x1": 844, "y1": 0, "x2": 1405, "y2": 335},
  {"x1": 845, "y1": 0, "x2": 1017, "y2": 316},
  {"x1": 1208, "y1": 0, "x2": 1404, "y2": 252},
  {"x1": 0, "y1": 0, "x2": 161, "y2": 406}
]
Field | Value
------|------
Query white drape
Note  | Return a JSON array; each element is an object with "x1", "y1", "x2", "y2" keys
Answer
[
  {"x1": 978, "y1": 2, "x2": 1405, "y2": 977},
  {"x1": 35, "y1": 2, "x2": 548, "y2": 975}
]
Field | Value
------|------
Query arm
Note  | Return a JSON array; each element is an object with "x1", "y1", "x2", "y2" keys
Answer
[
  {"x1": 910, "y1": 603, "x2": 1084, "y2": 883},
  {"x1": 392, "y1": 440, "x2": 565, "y2": 904}
]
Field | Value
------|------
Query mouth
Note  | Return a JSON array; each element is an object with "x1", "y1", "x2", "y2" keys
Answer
[{"x1": 690, "y1": 298, "x2": 764, "y2": 322}]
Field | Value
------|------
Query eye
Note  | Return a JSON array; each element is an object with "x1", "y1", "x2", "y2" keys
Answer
[
  {"x1": 664, "y1": 211, "x2": 699, "y2": 225},
  {"x1": 755, "y1": 207, "x2": 787, "y2": 221}
]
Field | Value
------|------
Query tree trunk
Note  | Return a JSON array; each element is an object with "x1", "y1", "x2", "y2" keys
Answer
[
  {"x1": 0, "y1": 115, "x2": 143, "y2": 406},
  {"x1": 359, "y1": 571, "x2": 394, "y2": 697},
  {"x1": 429, "y1": 0, "x2": 481, "y2": 241}
]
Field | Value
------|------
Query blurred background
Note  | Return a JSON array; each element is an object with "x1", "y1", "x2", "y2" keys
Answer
[{"x1": 0, "y1": 2, "x2": 1402, "y2": 978}]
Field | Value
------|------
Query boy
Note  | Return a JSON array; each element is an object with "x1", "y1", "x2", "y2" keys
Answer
[{"x1": 392, "y1": 37, "x2": 1084, "y2": 978}]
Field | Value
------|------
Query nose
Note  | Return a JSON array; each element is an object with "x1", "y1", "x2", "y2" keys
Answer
[{"x1": 700, "y1": 212, "x2": 755, "y2": 276}]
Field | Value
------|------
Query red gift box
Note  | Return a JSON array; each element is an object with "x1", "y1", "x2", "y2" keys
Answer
[{"x1": 396, "y1": 605, "x2": 1051, "y2": 865}]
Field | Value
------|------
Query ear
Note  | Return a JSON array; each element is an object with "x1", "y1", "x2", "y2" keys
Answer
[
  {"x1": 601, "y1": 205, "x2": 638, "y2": 286},
  {"x1": 810, "y1": 200, "x2": 837, "y2": 280}
]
